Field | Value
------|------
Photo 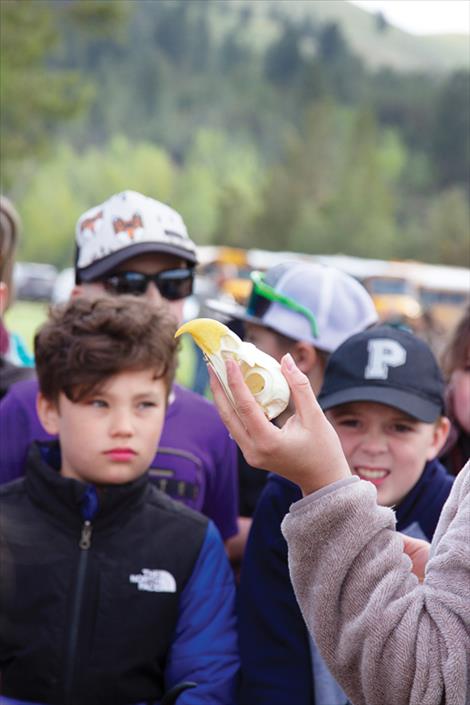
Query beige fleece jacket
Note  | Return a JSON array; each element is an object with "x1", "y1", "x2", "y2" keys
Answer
[{"x1": 282, "y1": 461, "x2": 470, "y2": 705}]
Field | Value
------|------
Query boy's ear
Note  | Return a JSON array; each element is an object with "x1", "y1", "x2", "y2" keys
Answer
[
  {"x1": 426, "y1": 416, "x2": 451, "y2": 461},
  {"x1": 71, "y1": 284, "x2": 85, "y2": 299},
  {"x1": 36, "y1": 393, "x2": 61, "y2": 435},
  {"x1": 292, "y1": 342, "x2": 318, "y2": 375},
  {"x1": 71, "y1": 282, "x2": 105, "y2": 299}
]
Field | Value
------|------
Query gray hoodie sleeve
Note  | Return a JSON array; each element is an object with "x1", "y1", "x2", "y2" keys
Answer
[{"x1": 281, "y1": 462, "x2": 470, "y2": 705}]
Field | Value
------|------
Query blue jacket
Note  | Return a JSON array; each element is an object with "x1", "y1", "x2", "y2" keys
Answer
[
  {"x1": 0, "y1": 442, "x2": 239, "y2": 705},
  {"x1": 238, "y1": 459, "x2": 453, "y2": 705}
]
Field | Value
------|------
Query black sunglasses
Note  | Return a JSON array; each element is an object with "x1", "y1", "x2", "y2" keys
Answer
[{"x1": 103, "y1": 268, "x2": 194, "y2": 300}]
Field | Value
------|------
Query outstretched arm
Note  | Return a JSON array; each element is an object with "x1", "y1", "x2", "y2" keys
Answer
[
  {"x1": 282, "y1": 467, "x2": 470, "y2": 705},
  {"x1": 210, "y1": 355, "x2": 470, "y2": 705}
]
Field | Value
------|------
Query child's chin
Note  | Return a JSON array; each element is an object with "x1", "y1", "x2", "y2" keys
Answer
[
  {"x1": 376, "y1": 487, "x2": 403, "y2": 508},
  {"x1": 91, "y1": 468, "x2": 145, "y2": 485}
]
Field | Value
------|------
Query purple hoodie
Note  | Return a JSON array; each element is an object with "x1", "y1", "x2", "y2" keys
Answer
[{"x1": 0, "y1": 378, "x2": 238, "y2": 541}]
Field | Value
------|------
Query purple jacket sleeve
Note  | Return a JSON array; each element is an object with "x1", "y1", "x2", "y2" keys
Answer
[
  {"x1": 164, "y1": 385, "x2": 239, "y2": 541},
  {"x1": 200, "y1": 423, "x2": 238, "y2": 542},
  {"x1": 0, "y1": 379, "x2": 53, "y2": 484}
]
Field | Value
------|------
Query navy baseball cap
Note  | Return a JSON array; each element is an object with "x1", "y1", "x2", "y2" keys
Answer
[{"x1": 318, "y1": 325, "x2": 445, "y2": 422}]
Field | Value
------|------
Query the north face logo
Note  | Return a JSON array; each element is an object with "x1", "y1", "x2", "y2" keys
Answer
[{"x1": 129, "y1": 569, "x2": 176, "y2": 593}]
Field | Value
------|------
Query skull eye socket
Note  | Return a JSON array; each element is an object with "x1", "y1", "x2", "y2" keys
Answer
[{"x1": 244, "y1": 370, "x2": 266, "y2": 395}]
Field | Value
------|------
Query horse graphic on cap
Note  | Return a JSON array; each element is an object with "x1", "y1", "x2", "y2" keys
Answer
[
  {"x1": 112, "y1": 213, "x2": 144, "y2": 243},
  {"x1": 75, "y1": 190, "x2": 198, "y2": 279},
  {"x1": 79, "y1": 210, "x2": 103, "y2": 239}
]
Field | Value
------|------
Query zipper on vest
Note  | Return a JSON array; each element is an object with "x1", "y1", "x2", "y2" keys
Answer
[
  {"x1": 79, "y1": 520, "x2": 93, "y2": 549},
  {"x1": 63, "y1": 520, "x2": 93, "y2": 704}
]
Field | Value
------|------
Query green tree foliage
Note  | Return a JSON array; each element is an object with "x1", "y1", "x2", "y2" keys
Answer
[
  {"x1": 0, "y1": 0, "x2": 126, "y2": 189},
  {"x1": 252, "y1": 105, "x2": 406, "y2": 258},
  {"x1": 2, "y1": 0, "x2": 469, "y2": 267},
  {"x1": 16, "y1": 138, "x2": 175, "y2": 266},
  {"x1": 14, "y1": 130, "x2": 263, "y2": 265},
  {"x1": 264, "y1": 20, "x2": 304, "y2": 85},
  {"x1": 316, "y1": 23, "x2": 367, "y2": 103},
  {"x1": 395, "y1": 188, "x2": 470, "y2": 266},
  {"x1": 425, "y1": 188, "x2": 470, "y2": 265},
  {"x1": 431, "y1": 72, "x2": 470, "y2": 188},
  {"x1": 321, "y1": 112, "x2": 400, "y2": 257},
  {"x1": 1, "y1": 0, "x2": 86, "y2": 187}
]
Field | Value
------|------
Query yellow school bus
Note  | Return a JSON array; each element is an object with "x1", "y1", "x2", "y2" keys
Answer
[{"x1": 362, "y1": 275, "x2": 423, "y2": 321}]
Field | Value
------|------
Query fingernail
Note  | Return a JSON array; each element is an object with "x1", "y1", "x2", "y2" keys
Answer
[{"x1": 283, "y1": 353, "x2": 294, "y2": 371}]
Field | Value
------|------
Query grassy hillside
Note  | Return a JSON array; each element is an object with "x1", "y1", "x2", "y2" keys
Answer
[{"x1": 223, "y1": 0, "x2": 469, "y2": 73}]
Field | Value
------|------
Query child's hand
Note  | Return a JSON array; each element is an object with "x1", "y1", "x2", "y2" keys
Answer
[
  {"x1": 209, "y1": 353, "x2": 351, "y2": 495},
  {"x1": 400, "y1": 534, "x2": 430, "y2": 583}
]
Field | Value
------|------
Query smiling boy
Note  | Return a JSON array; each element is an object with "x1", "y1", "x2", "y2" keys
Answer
[
  {"x1": 319, "y1": 325, "x2": 452, "y2": 539},
  {"x1": 0, "y1": 296, "x2": 238, "y2": 705}
]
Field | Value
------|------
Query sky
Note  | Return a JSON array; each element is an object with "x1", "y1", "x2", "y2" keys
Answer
[{"x1": 350, "y1": 0, "x2": 470, "y2": 35}]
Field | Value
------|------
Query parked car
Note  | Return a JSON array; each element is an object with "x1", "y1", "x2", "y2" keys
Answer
[
  {"x1": 51, "y1": 267, "x2": 75, "y2": 303},
  {"x1": 14, "y1": 262, "x2": 58, "y2": 302}
]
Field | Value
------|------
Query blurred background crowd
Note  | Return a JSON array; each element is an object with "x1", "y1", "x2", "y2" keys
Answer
[{"x1": 1, "y1": 0, "x2": 469, "y2": 384}]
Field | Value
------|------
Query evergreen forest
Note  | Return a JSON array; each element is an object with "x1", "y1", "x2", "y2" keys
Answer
[{"x1": 1, "y1": 0, "x2": 469, "y2": 268}]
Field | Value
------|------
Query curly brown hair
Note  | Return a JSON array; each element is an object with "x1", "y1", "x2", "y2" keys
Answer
[
  {"x1": 440, "y1": 305, "x2": 470, "y2": 381},
  {"x1": 34, "y1": 296, "x2": 178, "y2": 403}
]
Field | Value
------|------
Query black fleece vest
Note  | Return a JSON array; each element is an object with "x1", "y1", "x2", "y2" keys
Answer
[{"x1": 0, "y1": 442, "x2": 208, "y2": 705}]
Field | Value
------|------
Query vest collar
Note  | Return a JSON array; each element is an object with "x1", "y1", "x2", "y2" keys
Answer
[{"x1": 25, "y1": 440, "x2": 148, "y2": 532}]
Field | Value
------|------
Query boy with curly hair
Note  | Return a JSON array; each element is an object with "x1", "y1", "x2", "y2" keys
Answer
[{"x1": 0, "y1": 296, "x2": 238, "y2": 705}]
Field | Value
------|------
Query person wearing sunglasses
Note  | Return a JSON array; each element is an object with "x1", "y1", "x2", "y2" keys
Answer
[
  {"x1": 0, "y1": 191, "x2": 239, "y2": 558},
  {"x1": 210, "y1": 260, "x2": 379, "y2": 705},
  {"x1": 72, "y1": 190, "x2": 198, "y2": 324}
]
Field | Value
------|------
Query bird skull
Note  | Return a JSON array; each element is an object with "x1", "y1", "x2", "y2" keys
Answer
[{"x1": 175, "y1": 318, "x2": 290, "y2": 420}]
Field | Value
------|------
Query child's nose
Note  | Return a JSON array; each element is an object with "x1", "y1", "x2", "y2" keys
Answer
[
  {"x1": 361, "y1": 429, "x2": 387, "y2": 454},
  {"x1": 109, "y1": 409, "x2": 134, "y2": 436}
]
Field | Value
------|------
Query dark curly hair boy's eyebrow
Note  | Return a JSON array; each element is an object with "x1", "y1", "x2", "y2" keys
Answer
[{"x1": 34, "y1": 295, "x2": 178, "y2": 404}]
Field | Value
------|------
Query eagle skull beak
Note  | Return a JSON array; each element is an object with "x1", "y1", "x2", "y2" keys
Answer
[{"x1": 175, "y1": 318, "x2": 290, "y2": 421}]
